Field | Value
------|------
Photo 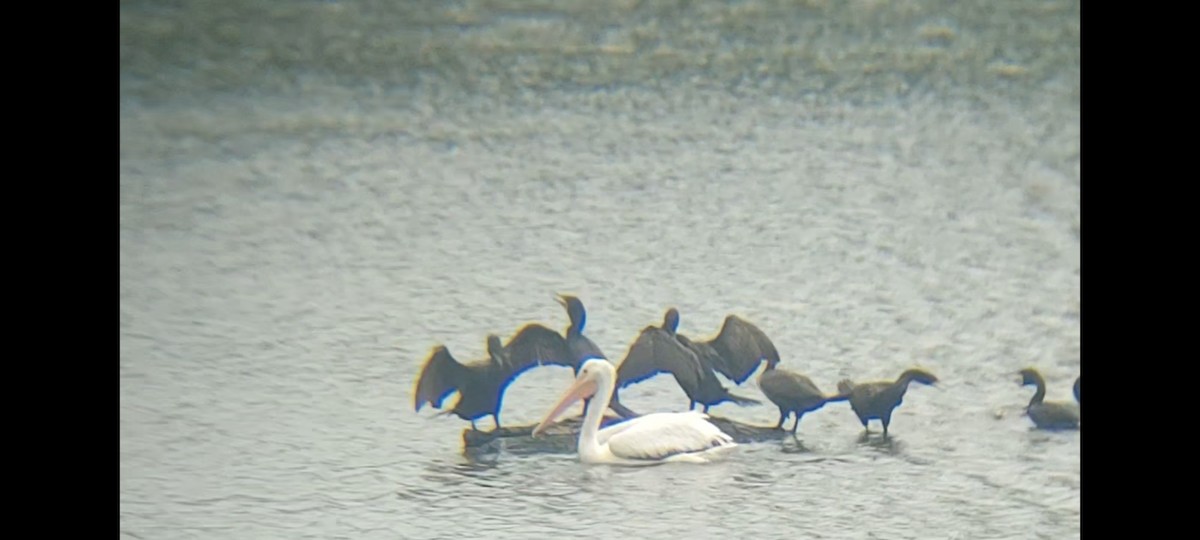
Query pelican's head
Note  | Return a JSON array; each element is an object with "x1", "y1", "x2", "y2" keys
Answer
[{"x1": 532, "y1": 358, "x2": 613, "y2": 437}]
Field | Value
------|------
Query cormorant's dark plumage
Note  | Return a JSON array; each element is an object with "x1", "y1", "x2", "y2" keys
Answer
[
  {"x1": 554, "y1": 294, "x2": 639, "y2": 419},
  {"x1": 614, "y1": 308, "x2": 760, "y2": 413},
  {"x1": 413, "y1": 323, "x2": 575, "y2": 430},
  {"x1": 1073, "y1": 375, "x2": 1080, "y2": 404},
  {"x1": 669, "y1": 309, "x2": 781, "y2": 385},
  {"x1": 555, "y1": 294, "x2": 607, "y2": 365},
  {"x1": 758, "y1": 364, "x2": 849, "y2": 433},
  {"x1": 837, "y1": 368, "x2": 939, "y2": 437},
  {"x1": 613, "y1": 323, "x2": 703, "y2": 391},
  {"x1": 1019, "y1": 368, "x2": 1080, "y2": 430}
]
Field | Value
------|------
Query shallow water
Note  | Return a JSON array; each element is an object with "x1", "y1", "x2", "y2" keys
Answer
[{"x1": 120, "y1": 1, "x2": 1079, "y2": 538}]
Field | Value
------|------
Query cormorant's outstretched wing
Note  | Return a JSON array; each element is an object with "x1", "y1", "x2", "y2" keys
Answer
[
  {"x1": 706, "y1": 315, "x2": 781, "y2": 384},
  {"x1": 616, "y1": 327, "x2": 703, "y2": 390},
  {"x1": 500, "y1": 323, "x2": 574, "y2": 374},
  {"x1": 414, "y1": 346, "x2": 469, "y2": 411},
  {"x1": 675, "y1": 334, "x2": 726, "y2": 376},
  {"x1": 566, "y1": 333, "x2": 606, "y2": 364}
]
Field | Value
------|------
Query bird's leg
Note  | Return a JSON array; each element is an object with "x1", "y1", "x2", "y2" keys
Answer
[
  {"x1": 776, "y1": 410, "x2": 786, "y2": 430},
  {"x1": 493, "y1": 413, "x2": 501, "y2": 431},
  {"x1": 689, "y1": 401, "x2": 696, "y2": 411},
  {"x1": 791, "y1": 415, "x2": 801, "y2": 434},
  {"x1": 882, "y1": 413, "x2": 891, "y2": 438},
  {"x1": 471, "y1": 419, "x2": 478, "y2": 431},
  {"x1": 703, "y1": 404, "x2": 710, "y2": 414}
]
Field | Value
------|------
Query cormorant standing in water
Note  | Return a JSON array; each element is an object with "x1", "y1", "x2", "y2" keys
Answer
[
  {"x1": 758, "y1": 362, "x2": 850, "y2": 433},
  {"x1": 837, "y1": 368, "x2": 939, "y2": 437}
]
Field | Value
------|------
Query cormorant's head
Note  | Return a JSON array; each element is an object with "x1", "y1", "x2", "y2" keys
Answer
[
  {"x1": 555, "y1": 294, "x2": 587, "y2": 333},
  {"x1": 901, "y1": 368, "x2": 939, "y2": 386},
  {"x1": 663, "y1": 308, "x2": 680, "y2": 334},
  {"x1": 486, "y1": 335, "x2": 504, "y2": 358},
  {"x1": 1018, "y1": 368, "x2": 1043, "y2": 388}
]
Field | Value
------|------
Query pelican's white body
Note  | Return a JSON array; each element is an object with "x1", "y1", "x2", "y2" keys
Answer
[{"x1": 535, "y1": 358, "x2": 737, "y2": 466}]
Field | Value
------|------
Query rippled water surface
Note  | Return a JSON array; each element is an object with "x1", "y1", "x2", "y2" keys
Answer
[{"x1": 120, "y1": 1, "x2": 1080, "y2": 538}]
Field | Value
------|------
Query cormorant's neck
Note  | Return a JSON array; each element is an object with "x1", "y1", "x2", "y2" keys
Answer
[
  {"x1": 890, "y1": 375, "x2": 915, "y2": 396},
  {"x1": 756, "y1": 361, "x2": 776, "y2": 386},
  {"x1": 568, "y1": 305, "x2": 586, "y2": 335},
  {"x1": 1027, "y1": 379, "x2": 1046, "y2": 408}
]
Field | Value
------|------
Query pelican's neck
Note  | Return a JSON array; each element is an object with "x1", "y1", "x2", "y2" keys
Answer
[{"x1": 578, "y1": 366, "x2": 616, "y2": 458}]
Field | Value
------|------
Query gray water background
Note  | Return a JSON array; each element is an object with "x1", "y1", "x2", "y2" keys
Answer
[{"x1": 120, "y1": 1, "x2": 1080, "y2": 538}]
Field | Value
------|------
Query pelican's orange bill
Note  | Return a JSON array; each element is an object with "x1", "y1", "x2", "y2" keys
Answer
[{"x1": 531, "y1": 376, "x2": 598, "y2": 437}]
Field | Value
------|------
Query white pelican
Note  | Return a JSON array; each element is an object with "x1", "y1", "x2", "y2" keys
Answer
[{"x1": 532, "y1": 358, "x2": 738, "y2": 466}]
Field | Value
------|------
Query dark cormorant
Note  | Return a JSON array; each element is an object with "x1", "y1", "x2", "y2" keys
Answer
[
  {"x1": 1073, "y1": 375, "x2": 1080, "y2": 404},
  {"x1": 1018, "y1": 368, "x2": 1080, "y2": 430},
  {"x1": 553, "y1": 294, "x2": 640, "y2": 419},
  {"x1": 413, "y1": 324, "x2": 574, "y2": 430},
  {"x1": 613, "y1": 308, "x2": 760, "y2": 413},
  {"x1": 758, "y1": 364, "x2": 850, "y2": 433},
  {"x1": 837, "y1": 368, "x2": 939, "y2": 437},
  {"x1": 554, "y1": 294, "x2": 606, "y2": 365},
  {"x1": 666, "y1": 309, "x2": 782, "y2": 385}
]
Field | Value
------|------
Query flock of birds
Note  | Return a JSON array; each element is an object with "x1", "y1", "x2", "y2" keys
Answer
[{"x1": 414, "y1": 294, "x2": 1081, "y2": 465}]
